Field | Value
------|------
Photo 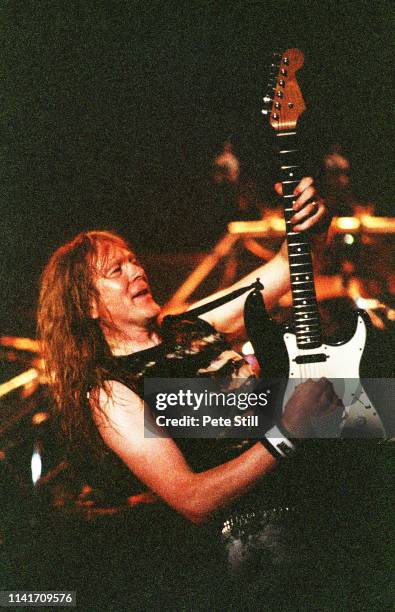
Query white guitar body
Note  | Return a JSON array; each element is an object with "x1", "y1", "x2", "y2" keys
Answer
[{"x1": 282, "y1": 312, "x2": 386, "y2": 437}]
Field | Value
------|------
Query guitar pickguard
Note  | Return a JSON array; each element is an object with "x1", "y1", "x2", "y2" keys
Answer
[{"x1": 282, "y1": 313, "x2": 386, "y2": 437}]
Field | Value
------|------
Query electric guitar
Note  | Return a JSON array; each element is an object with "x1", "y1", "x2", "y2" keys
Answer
[{"x1": 245, "y1": 48, "x2": 385, "y2": 437}]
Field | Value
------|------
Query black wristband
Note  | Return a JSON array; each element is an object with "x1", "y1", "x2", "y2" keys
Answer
[
  {"x1": 260, "y1": 424, "x2": 297, "y2": 459},
  {"x1": 259, "y1": 437, "x2": 285, "y2": 460}
]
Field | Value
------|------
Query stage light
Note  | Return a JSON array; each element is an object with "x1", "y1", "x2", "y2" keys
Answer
[
  {"x1": 32, "y1": 412, "x2": 50, "y2": 426},
  {"x1": 336, "y1": 217, "x2": 360, "y2": 231},
  {"x1": 343, "y1": 234, "x2": 355, "y2": 245},
  {"x1": 31, "y1": 445, "x2": 42, "y2": 485}
]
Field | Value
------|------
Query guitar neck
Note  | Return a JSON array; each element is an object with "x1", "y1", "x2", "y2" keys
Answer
[{"x1": 276, "y1": 130, "x2": 322, "y2": 349}]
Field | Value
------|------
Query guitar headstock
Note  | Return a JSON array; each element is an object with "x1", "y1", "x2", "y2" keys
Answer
[{"x1": 262, "y1": 48, "x2": 306, "y2": 131}]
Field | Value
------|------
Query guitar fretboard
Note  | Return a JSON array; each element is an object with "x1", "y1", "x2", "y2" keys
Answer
[{"x1": 276, "y1": 131, "x2": 322, "y2": 349}]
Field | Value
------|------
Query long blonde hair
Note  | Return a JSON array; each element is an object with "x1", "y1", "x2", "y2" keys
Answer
[{"x1": 37, "y1": 230, "x2": 132, "y2": 454}]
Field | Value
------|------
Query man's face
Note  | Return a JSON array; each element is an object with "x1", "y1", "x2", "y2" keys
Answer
[{"x1": 91, "y1": 241, "x2": 161, "y2": 331}]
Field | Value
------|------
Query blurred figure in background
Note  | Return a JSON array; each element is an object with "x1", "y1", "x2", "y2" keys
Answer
[
  {"x1": 323, "y1": 143, "x2": 354, "y2": 216},
  {"x1": 212, "y1": 140, "x2": 260, "y2": 230},
  {"x1": 213, "y1": 139, "x2": 240, "y2": 185}
]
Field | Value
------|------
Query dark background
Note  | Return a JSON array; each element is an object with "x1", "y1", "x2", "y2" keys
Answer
[
  {"x1": 0, "y1": 0, "x2": 393, "y2": 337},
  {"x1": 0, "y1": 5, "x2": 393, "y2": 607}
]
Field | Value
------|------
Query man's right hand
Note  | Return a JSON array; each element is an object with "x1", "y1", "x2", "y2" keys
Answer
[{"x1": 281, "y1": 378, "x2": 344, "y2": 437}]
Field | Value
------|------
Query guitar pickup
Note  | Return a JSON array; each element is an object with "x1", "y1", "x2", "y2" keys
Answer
[{"x1": 294, "y1": 353, "x2": 328, "y2": 364}]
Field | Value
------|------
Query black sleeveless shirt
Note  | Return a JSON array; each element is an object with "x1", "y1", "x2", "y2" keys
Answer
[{"x1": 77, "y1": 317, "x2": 255, "y2": 505}]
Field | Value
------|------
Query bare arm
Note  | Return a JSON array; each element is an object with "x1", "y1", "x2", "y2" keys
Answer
[
  {"x1": 190, "y1": 243, "x2": 291, "y2": 334},
  {"x1": 194, "y1": 177, "x2": 327, "y2": 334},
  {"x1": 92, "y1": 378, "x2": 341, "y2": 523},
  {"x1": 92, "y1": 380, "x2": 277, "y2": 524}
]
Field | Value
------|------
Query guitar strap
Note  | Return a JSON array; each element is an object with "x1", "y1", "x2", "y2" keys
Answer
[{"x1": 163, "y1": 278, "x2": 263, "y2": 323}]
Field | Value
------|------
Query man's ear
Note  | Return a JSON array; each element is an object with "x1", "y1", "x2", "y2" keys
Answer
[{"x1": 90, "y1": 298, "x2": 99, "y2": 320}]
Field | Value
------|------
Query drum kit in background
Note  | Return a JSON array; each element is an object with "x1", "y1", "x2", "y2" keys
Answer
[{"x1": 0, "y1": 214, "x2": 394, "y2": 520}]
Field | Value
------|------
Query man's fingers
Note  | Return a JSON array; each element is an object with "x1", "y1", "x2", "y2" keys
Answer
[
  {"x1": 291, "y1": 201, "x2": 319, "y2": 225},
  {"x1": 319, "y1": 377, "x2": 335, "y2": 391},
  {"x1": 274, "y1": 182, "x2": 283, "y2": 196},
  {"x1": 322, "y1": 395, "x2": 344, "y2": 416},
  {"x1": 274, "y1": 177, "x2": 315, "y2": 199},
  {"x1": 293, "y1": 176, "x2": 314, "y2": 195},
  {"x1": 315, "y1": 378, "x2": 343, "y2": 414},
  {"x1": 293, "y1": 201, "x2": 326, "y2": 233}
]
